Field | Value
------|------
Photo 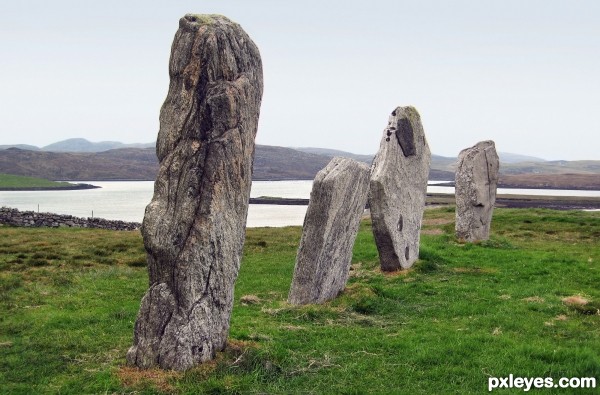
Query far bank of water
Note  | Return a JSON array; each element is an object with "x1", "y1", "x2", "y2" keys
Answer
[{"x1": 1, "y1": 180, "x2": 599, "y2": 227}]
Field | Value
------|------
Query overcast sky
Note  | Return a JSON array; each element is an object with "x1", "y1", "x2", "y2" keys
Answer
[{"x1": 1, "y1": 1, "x2": 598, "y2": 160}]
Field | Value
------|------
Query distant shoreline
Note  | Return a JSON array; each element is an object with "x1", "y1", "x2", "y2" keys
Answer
[
  {"x1": 434, "y1": 182, "x2": 600, "y2": 191},
  {"x1": 0, "y1": 183, "x2": 100, "y2": 192},
  {"x1": 251, "y1": 193, "x2": 600, "y2": 211}
]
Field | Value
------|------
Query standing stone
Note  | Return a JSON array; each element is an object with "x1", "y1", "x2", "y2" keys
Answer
[
  {"x1": 126, "y1": 14, "x2": 263, "y2": 371},
  {"x1": 369, "y1": 106, "x2": 431, "y2": 271},
  {"x1": 288, "y1": 157, "x2": 370, "y2": 305},
  {"x1": 455, "y1": 140, "x2": 499, "y2": 242}
]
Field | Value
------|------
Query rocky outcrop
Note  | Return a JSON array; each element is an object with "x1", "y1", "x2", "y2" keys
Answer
[
  {"x1": 126, "y1": 14, "x2": 263, "y2": 371},
  {"x1": 288, "y1": 158, "x2": 370, "y2": 305},
  {"x1": 369, "y1": 107, "x2": 431, "y2": 271},
  {"x1": 0, "y1": 207, "x2": 140, "y2": 230},
  {"x1": 455, "y1": 140, "x2": 499, "y2": 242}
]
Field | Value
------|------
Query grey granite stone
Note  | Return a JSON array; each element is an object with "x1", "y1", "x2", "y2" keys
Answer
[
  {"x1": 369, "y1": 106, "x2": 431, "y2": 271},
  {"x1": 288, "y1": 157, "x2": 370, "y2": 305},
  {"x1": 126, "y1": 14, "x2": 263, "y2": 371},
  {"x1": 455, "y1": 140, "x2": 499, "y2": 242}
]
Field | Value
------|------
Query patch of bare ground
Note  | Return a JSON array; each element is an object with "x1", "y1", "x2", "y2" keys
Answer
[
  {"x1": 117, "y1": 366, "x2": 182, "y2": 393},
  {"x1": 118, "y1": 340, "x2": 260, "y2": 391},
  {"x1": 377, "y1": 267, "x2": 412, "y2": 277},
  {"x1": 561, "y1": 295, "x2": 600, "y2": 315},
  {"x1": 522, "y1": 296, "x2": 545, "y2": 303},
  {"x1": 422, "y1": 218, "x2": 453, "y2": 226},
  {"x1": 240, "y1": 294, "x2": 261, "y2": 305},
  {"x1": 545, "y1": 314, "x2": 570, "y2": 327},
  {"x1": 452, "y1": 267, "x2": 498, "y2": 274},
  {"x1": 421, "y1": 217, "x2": 452, "y2": 235},
  {"x1": 421, "y1": 228, "x2": 444, "y2": 235},
  {"x1": 562, "y1": 295, "x2": 590, "y2": 306}
]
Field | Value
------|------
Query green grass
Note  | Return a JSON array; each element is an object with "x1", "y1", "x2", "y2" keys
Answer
[
  {"x1": 0, "y1": 173, "x2": 73, "y2": 189},
  {"x1": 0, "y1": 208, "x2": 599, "y2": 393}
]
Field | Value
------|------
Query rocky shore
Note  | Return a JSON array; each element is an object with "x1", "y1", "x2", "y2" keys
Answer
[
  {"x1": 0, "y1": 207, "x2": 140, "y2": 231},
  {"x1": 0, "y1": 183, "x2": 100, "y2": 191},
  {"x1": 250, "y1": 194, "x2": 600, "y2": 211}
]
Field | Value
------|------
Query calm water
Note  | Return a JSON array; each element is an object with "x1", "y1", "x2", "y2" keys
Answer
[{"x1": 1, "y1": 180, "x2": 599, "y2": 227}]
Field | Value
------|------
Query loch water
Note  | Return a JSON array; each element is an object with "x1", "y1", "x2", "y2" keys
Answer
[{"x1": 1, "y1": 180, "x2": 598, "y2": 227}]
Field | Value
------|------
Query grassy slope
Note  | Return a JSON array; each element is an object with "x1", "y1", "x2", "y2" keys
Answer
[
  {"x1": 0, "y1": 208, "x2": 599, "y2": 394},
  {"x1": 0, "y1": 173, "x2": 73, "y2": 189}
]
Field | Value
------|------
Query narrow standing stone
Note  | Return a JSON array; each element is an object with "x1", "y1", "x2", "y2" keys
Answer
[
  {"x1": 288, "y1": 157, "x2": 370, "y2": 305},
  {"x1": 369, "y1": 106, "x2": 431, "y2": 271},
  {"x1": 455, "y1": 140, "x2": 499, "y2": 242},
  {"x1": 126, "y1": 14, "x2": 263, "y2": 371}
]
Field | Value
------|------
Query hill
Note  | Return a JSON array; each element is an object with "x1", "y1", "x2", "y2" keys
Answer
[
  {"x1": 41, "y1": 138, "x2": 155, "y2": 152},
  {"x1": 0, "y1": 144, "x2": 40, "y2": 151},
  {"x1": 501, "y1": 160, "x2": 600, "y2": 175},
  {"x1": 0, "y1": 145, "x2": 457, "y2": 182},
  {"x1": 0, "y1": 139, "x2": 155, "y2": 153},
  {"x1": 498, "y1": 152, "x2": 546, "y2": 163},
  {"x1": 0, "y1": 147, "x2": 158, "y2": 181},
  {"x1": 293, "y1": 147, "x2": 375, "y2": 164},
  {"x1": 292, "y1": 147, "x2": 454, "y2": 180},
  {"x1": 253, "y1": 146, "x2": 331, "y2": 180},
  {"x1": 500, "y1": 173, "x2": 600, "y2": 190},
  {"x1": 0, "y1": 142, "x2": 597, "y2": 184}
]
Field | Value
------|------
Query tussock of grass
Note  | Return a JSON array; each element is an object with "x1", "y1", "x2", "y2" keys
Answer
[{"x1": 0, "y1": 208, "x2": 599, "y2": 393}]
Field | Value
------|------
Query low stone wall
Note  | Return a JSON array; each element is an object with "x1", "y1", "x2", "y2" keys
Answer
[{"x1": 0, "y1": 207, "x2": 141, "y2": 231}]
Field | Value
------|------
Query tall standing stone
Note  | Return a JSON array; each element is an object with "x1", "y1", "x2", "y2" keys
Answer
[
  {"x1": 455, "y1": 140, "x2": 499, "y2": 242},
  {"x1": 126, "y1": 14, "x2": 263, "y2": 371},
  {"x1": 369, "y1": 106, "x2": 431, "y2": 271},
  {"x1": 288, "y1": 157, "x2": 370, "y2": 305}
]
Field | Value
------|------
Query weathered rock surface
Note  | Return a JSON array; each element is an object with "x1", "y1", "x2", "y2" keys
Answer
[
  {"x1": 126, "y1": 14, "x2": 263, "y2": 371},
  {"x1": 288, "y1": 157, "x2": 370, "y2": 305},
  {"x1": 369, "y1": 106, "x2": 431, "y2": 271},
  {"x1": 455, "y1": 140, "x2": 499, "y2": 242}
]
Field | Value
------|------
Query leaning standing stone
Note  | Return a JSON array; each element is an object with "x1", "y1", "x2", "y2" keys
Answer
[
  {"x1": 288, "y1": 157, "x2": 370, "y2": 305},
  {"x1": 369, "y1": 106, "x2": 431, "y2": 271},
  {"x1": 126, "y1": 14, "x2": 263, "y2": 371},
  {"x1": 455, "y1": 140, "x2": 499, "y2": 242}
]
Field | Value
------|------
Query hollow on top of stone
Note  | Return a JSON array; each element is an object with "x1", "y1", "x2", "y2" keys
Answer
[
  {"x1": 180, "y1": 14, "x2": 234, "y2": 30},
  {"x1": 395, "y1": 117, "x2": 416, "y2": 157}
]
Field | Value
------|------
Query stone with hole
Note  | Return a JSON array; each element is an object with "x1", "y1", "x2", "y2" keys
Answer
[{"x1": 369, "y1": 106, "x2": 431, "y2": 271}]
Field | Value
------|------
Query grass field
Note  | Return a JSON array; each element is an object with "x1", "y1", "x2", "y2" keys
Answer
[
  {"x1": 0, "y1": 207, "x2": 599, "y2": 393},
  {"x1": 0, "y1": 173, "x2": 73, "y2": 189}
]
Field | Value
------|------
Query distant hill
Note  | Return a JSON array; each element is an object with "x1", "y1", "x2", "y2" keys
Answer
[
  {"x1": 0, "y1": 138, "x2": 155, "y2": 153},
  {"x1": 292, "y1": 147, "x2": 455, "y2": 180},
  {"x1": 500, "y1": 173, "x2": 600, "y2": 190},
  {"x1": 254, "y1": 146, "x2": 331, "y2": 180},
  {"x1": 498, "y1": 152, "x2": 546, "y2": 164},
  {"x1": 0, "y1": 144, "x2": 40, "y2": 151},
  {"x1": 501, "y1": 160, "x2": 600, "y2": 175},
  {"x1": 0, "y1": 146, "x2": 331, "y2": 181},
  {"x1": 0, "y1": 139, "x2": 597, "y2": 182},
  {"x1": 293, "y1": 147, "x2": 375, "y2": 164},
  {"x1": 0, "y1": 147, "x2": 158, "y2": 181},
  {"x1": 41, "y1": 138, "x2": 155, "y2": 152}
]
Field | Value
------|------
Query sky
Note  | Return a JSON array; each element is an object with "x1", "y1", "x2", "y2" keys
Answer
[{"x1": 1, "y1": 1, "x2": 599, "y2": 161}]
